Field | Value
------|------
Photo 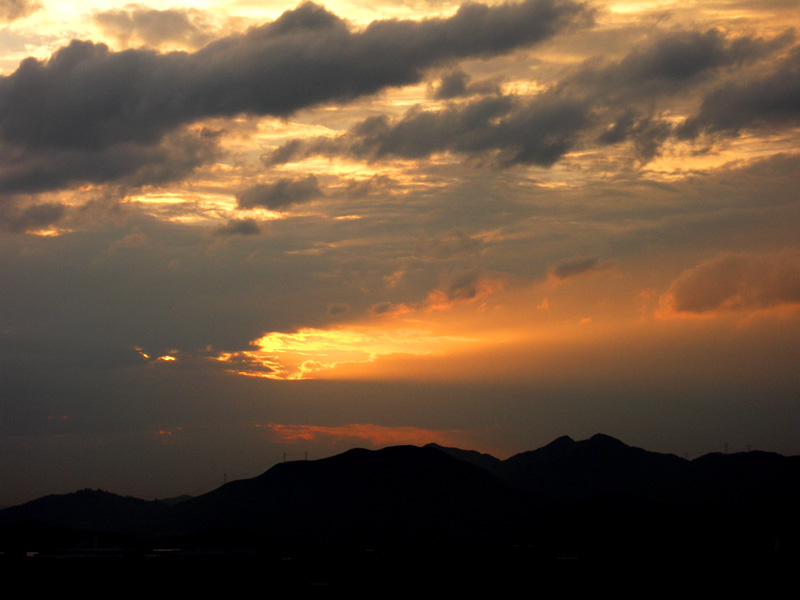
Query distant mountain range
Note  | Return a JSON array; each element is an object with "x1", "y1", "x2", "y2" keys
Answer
[{"x1": 2, "y1": 434, "x2": 799, "y2": 560}]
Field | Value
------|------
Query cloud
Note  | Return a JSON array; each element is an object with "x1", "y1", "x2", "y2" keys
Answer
[
  {"x1": 548, "y1": 255, "x2": 612, "y2": 280},
  {"x1": 425, "y1": 268, "x2": 506, "y2": 310},
  {"x1": 93, "y1": 5, "x2": 218, "y2": 49},
  {"x1": 597, "y1": 111, "x2": 672, "y2": 162},
  {"x1": 236, "y1": 175, "x2": 321, "y2": 210},
  {"x1": 415, "y1": 230, "x2": 482, "y2": 259},
  {"x1": 0, "y1": 0, "x2": 589, "y2": 193},
  {"x1": 568, "y1": 28, "x2": 792, "y2": 102},
  {"x1": 661, "y1": 250, "x2": 800, "y2": 314},
  {"x1": 0, "y1": 202, "x2": 65, "y2": 233},
  {"x1": 267, "y1": 92, "x2": 591, "y2": 167},
  {"x1": 433, "y1": 70, "x2": 501, "y2": 99},
  {"x1": 215, "y1": 218, "x2": 261, "y2": 236},
  {"x1": 0, "y1": 128, "x2": 220, "y2": 194},
  {"x1": 0, "y1": 0, "x2": 41, "y2": 22},
  {"x1": 558, "y1": 27, "x2": 795, "y2": 158},
  {"x1": 679, "y1": 44, "x2": 800, "y2": 138}
]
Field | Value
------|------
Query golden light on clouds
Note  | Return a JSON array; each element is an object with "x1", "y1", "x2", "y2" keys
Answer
[{"x1": 217, "y1": 324, "x2": 479, "y2": 380}]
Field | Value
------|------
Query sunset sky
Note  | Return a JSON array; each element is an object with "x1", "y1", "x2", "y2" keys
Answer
[{"x1": 1, "y1": 0, "x2": 799, "y2": 506}]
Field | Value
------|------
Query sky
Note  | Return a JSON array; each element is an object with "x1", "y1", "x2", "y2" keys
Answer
[{"x1": 1, "y1": 0, "x2": 799, "y2": 506}]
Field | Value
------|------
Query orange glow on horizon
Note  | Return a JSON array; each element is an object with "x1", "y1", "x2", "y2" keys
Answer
[{"x1": 257, "y1": 422, "x2": 479, "y2": 450}]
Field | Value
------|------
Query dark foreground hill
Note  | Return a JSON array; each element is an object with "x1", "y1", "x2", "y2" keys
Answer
[
  {"x1": 2, "y1": 434, "x2": 799, "y2": 566},
  {"x1": 166, "y1": 445, "x2": 522, "y2": 541}
]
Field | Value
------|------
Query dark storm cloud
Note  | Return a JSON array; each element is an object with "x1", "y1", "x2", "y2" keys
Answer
[
  {"x1": 548, "y1": 255, "x2": 611, "y2": 280},
  {"x1": 215, "y1": 218, "x2": 261, "y2": 236},
  {"x1": 0, "y1": 202, "x2": 65, "y2": 233},
  {"x1": 236, "y1": 175, "x2": 321, "y2": 210},
  {"x1": 0, "y1": 0, "x2": 40, "y2": 22},
  {"x1": 664, "y1": 250, "x2": 800, "y2": 313},
  {"x1": 679, "y1": 45, "x2": 800, "y2": 138},
  {"x1": 94, "y1": 4, "x2": 217, "y2": 49},
  {"x1": 0, "y1": 0, "x2": 590, "y2": 194},
  {"x1": 267, "y1": 93, "x2": 591, "y2": 166}
]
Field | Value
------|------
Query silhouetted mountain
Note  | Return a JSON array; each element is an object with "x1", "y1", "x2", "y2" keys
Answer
[
  {"x1": 157, "y1": 494, "x2": 193, "y2": 507},
  {"x1": 495, "y1": 433, "x2": 692, "y2": 503},
  {"x1": 2, "y1": 435, "x2": 799, "y2": 559},
  {"x1": 167, "y1": 445, "x2": 521, "y2": 542},
  {"x1": 0, "y1": 489, "x2": 168, "y2": 536},
  {"x1": 425, "y1": 443, "x2": 503, "y2": 473}
]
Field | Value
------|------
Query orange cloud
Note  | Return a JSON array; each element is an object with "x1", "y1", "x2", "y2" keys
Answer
[
  {"x1": 659, "y1": 249, "x2": 800, "y2": 317},
  {"x1": 425, "y1": 269, "x2": 507, "y2": 312}
]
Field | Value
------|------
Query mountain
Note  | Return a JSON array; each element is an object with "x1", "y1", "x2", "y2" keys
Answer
[
  {"x1": 166, "y1": 445, "x2": 521, "y2": 541},
  {"x1": 2, "y1": 434, "x2": 799, "y2": 556},
  {"x1": 495, "y1": 433, "x2": 692, "y2": 503}
]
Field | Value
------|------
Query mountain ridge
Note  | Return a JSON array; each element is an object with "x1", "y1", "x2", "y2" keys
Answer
[{"x1": 3, "y1": 434, "x2": 799, "y2": 554}]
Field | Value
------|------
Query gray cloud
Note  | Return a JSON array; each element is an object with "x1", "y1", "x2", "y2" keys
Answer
[
  {"x1": 267, "y1": 93, "x2": 591, "y2": 167},
  {"x1": 0, "y1": 0, "x2": 589, "y2": 194},
  {"x1": 548, "y1": 255, "x2": 611, "y2": 280},
  {"x1": 0, "y1": 128, "x2": 220, "y2": 194},
  {"x1": 237, "y1": 175, "x2": 321, "y2": 210},
  {"x1": 0, "y1": 202, "x2": 65, "y2": 233},
  {"x1": 262, "y1": 28, "x2": 794, "y2": 170},
  {"x1": 415, "y1": 230, "x2": 482, "y2": 259},
  {"x1": 94, "y1": 5, "x2": 218, "y2": 49},
  {"x1": 679, "y1": 44, "x2": 800, "y2": 138},
  {"x1": 433, "y1": 69, "x2": 501, "y2": 99},
  {"x1": 327, "y1": 302, "x2": 350, "y2": 316},
  {"x1": 559, "y1": 28, "x2": 795, "y2": 158},
  {"x1": 0, "y1": 0, "x2": 40, "y2": 22},
  {"x1": 664, "y1": 250, "x2": 800, "y2": 313},
  {"x1": 597, "y1": 112, "x2": 672, "y2": 162},
  {"x1": 568, "y1": 28, "x2": 793, "y2": 102},
  {"x1": 215, "y1": 218, "x2": 261, "y2": 236}
]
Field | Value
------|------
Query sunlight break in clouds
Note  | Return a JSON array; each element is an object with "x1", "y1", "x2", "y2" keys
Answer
[{"x1": 217, "y1": 325, "x2": 478, "y2": 380}]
